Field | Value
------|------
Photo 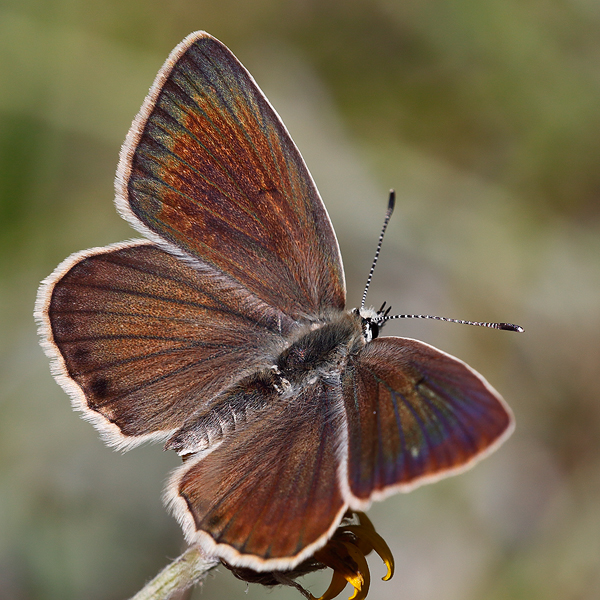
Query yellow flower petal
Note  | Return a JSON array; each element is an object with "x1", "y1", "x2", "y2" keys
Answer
[
  {"x1": 342, "y1": 525, "x2": 395, "y2": 581},
  {"x1": 310, "y1": 570, "x2": 348, "y2": 600},
  {"x1": 342, "y1": 541, "x2": 370, "y2": 600},
  {"x1": 356, "y1": 512, "x2": 376, "y2": 532}
]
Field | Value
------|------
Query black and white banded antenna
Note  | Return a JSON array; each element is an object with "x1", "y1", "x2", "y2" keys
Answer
[
  {"x1": 360, "y1": 190, "x2": 396, "y2": 310},
  {"x1": 383, "y1": 313, "x2": 524, "y2": 332},
  {"x1": 360, "y1": 191, "x2": 524, "y2": 334}
]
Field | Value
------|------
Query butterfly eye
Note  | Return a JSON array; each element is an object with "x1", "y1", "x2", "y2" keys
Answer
[
  {"x1": 360, "y1": 315, "x2": 380, "y2": 342},
  {"x1": 368, "y1": 321, "x2": 380, "y2": 341}
]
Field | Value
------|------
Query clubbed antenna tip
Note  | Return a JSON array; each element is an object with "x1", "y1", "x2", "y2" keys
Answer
[
  {"x1": 387, "y1": 189, "x2": 396, "y2": 212},
  {"x1": 498, "y1": 323, "x2": 525, "y2": 332}
]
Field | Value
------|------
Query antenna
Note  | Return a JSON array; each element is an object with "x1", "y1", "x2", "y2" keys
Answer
[
  {"x1": 361, "y1": 190, "x2": 395, "y2": 310},
  {"x1": 382, "y1": 313, "x2": 524, "y2": 332}
]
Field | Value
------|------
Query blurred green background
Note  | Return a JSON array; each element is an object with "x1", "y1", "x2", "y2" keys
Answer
[{"x1": 1, "y1": 1, "x2": 599, "y2": 599}]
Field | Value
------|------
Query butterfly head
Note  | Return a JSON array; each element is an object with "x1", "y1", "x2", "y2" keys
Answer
[{"x1": 354, "y1": 302, "x2": 392, "y2": 343}]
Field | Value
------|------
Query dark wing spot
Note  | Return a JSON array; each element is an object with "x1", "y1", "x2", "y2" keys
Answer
[{"x1": 91, "y1": 376, "x2": 110, "y2": 399}]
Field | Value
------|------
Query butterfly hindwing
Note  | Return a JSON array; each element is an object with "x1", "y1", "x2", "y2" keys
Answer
[
  {"x1": 341, "y1": 336, "x2": 514, "y2": 503},
  {"x1": 168, "y1": 374, "x2": 347, "y2": 569},
  {"x1": 117, "y1": 31, "x2": 346, "y2": 320}
]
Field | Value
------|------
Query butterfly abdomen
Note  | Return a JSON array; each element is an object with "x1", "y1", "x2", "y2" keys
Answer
[{"x1": 164, "y1": 368, "x2": 284, "y2": 454}]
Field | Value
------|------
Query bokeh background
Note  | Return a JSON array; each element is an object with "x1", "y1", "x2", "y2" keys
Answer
[{"x1": 1, "y1": 1, "x2": 599, "y2": 599}]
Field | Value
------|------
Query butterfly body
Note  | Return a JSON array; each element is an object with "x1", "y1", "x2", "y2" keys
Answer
[
  {"x1": 36, "y1": 31, "x2": 515, "y2": 572},
  {"x1": 167, "y1": 308, "x2": 365, "y2": 454}
]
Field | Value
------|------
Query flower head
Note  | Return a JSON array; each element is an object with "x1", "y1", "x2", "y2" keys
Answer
[{"x1": 223, "y1": 511, "x2": 395, "y2": 600}]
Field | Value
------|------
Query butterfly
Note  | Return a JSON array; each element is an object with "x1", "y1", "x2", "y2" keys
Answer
[{"x1": 35, "y1": 31, "x2": 517, "y2": 572}]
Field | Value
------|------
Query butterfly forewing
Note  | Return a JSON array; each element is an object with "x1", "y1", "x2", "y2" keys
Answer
[
  {"x1": 342, "y1": 337, "x2": 514, "y2": 503},
  {"x1": 117, "y1": 31, "x2": 345, "y2": 320},
  {"x1": 40, "y1": 241, "x2": 293, "y2": 448}
]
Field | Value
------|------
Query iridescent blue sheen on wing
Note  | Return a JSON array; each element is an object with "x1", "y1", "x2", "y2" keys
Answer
[
  {"x1": 122, "y1": 33, "x2": 345, "y2": 320},
  {"x1": 342, "y1": 337, "x2": 513, "y2": 499}
]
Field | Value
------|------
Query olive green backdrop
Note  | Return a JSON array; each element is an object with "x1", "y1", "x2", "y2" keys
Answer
[{"x1": 1, "y1": 1, "x2": 599, "y2": 599}]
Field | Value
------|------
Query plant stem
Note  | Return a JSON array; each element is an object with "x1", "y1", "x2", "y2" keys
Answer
[{"x1": 129, "y1": 546, "x2": 219, "y2": 600}]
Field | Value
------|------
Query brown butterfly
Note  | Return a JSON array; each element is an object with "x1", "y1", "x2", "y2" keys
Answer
[{"x1": 35, "y1": 31, "x2": 518, "y2": 572}]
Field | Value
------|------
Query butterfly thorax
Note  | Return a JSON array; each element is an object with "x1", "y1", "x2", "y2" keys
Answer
[{"x1": 276, "y1": 310, "x2": 365, "y2": 386}]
